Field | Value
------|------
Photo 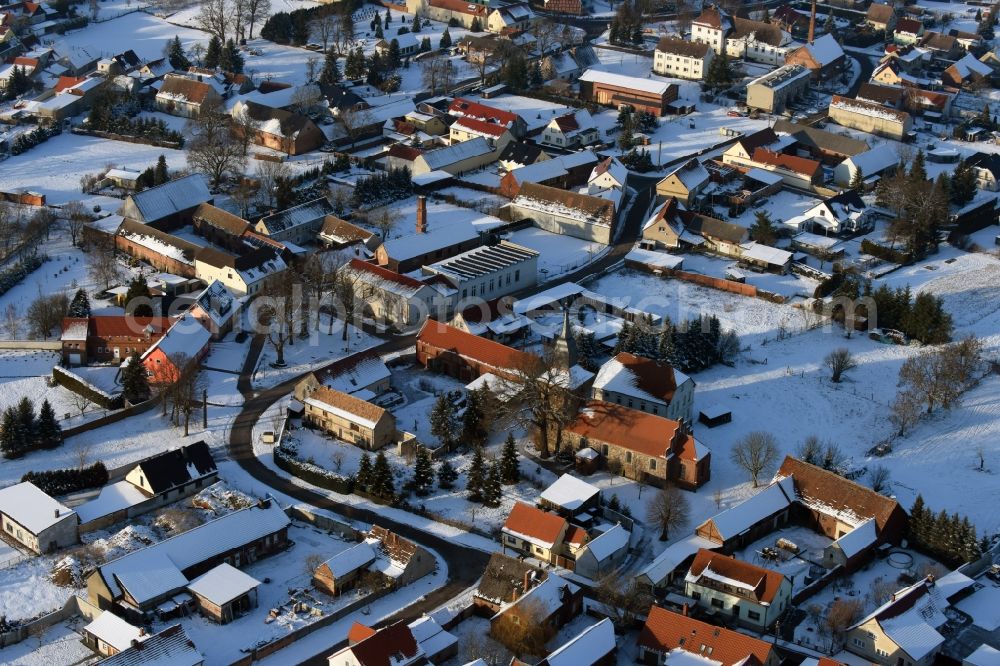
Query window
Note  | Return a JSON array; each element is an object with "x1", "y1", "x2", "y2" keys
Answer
[
  {"x1": 625, "y1": 451, "x2": 632, "y2": 463},
  {"x1": 710, "y1": 598, "x2": 724, "y2": 609},
  {"x1": 515, "y1": 270, "x2": 520, "y2": 282},
  {"x1": 649, "y1": 459, "x2": 656, "y2": 470},
  {"x1": 601, "y1": 444, "x2": 609, "y2": 455},
  {"x1": 853, "y1": 638, "x2": 865, "y2": 648},
  {"x1": 747, "y1": 610, "x2": 761, "y2": 621}
]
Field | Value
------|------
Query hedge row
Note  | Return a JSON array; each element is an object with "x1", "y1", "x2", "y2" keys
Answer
[
  {"x1": 274, "y1": 446, "x2": 354, "y2": 495},
  {"x1": 860, "y1": 239, "x2": 912, "y2": 265},
  {"x1": 813, "y1": 272, "x2": 844, "y2": 299},
  {"x1": 0, "y1": 256, "x2": 44, "y2": 298},
  {"x1": 22, "y1": 462, "x2": 108, "y2": 496}
]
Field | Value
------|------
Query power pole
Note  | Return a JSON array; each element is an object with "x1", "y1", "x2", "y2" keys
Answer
[{"x1": 202, "y1": 388, "x2": 208, "y2": 429}]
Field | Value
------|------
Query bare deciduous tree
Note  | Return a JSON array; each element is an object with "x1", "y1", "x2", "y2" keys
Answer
[
  {"x1": 730, "y1": 431, "x2": 779, "y2": 487},
  {"x1": 86, "y1": 235, "x2": 123, "y2": 290},
  {"x1": 594, "y1": 575, "x2": 651, "y2": 630},
  {"x1": 489, "y1": 598, "x2": 554, "y2": 658},
  {"x1": 646, "y1": 483, "x2": 690, "y2": 540},
  {"x1": 825, "y1": 599, "x2": 863, "y2": 648},
  {"x1": 3, "y1": 303, "x2": 20, "y2": 339},
  {"x1": 498, "y1": 350, "x2": 580, "y2": 458},
  {"x1": 255, "y1": 158, "x2": 291, "y2": 209},
  {"x1": 370, "y1": 208, "x2": 399, "y2": 240},
  {"x1": 26, "y1": 293, "x2": 69, "y2": 339},
  {"x1": 868, "y1": 465, "x2": 891, "y2": 493},
  {"x1": 196, "y1": 0, "x2": 230, "y2": 42},
  {"x1": 164, "y1": 352, "x2": 204, "y2": 437},
  {"x1": 63, "y1": 200, "x2": 89, "y2": 247},
  {"x1": 889, "y1": 388, "x2": 921, "y2": 437},
  {"x1": 825, "y1": 348, "x2": 857, "y2": 383},
  {"x1": 244, "y1": 0, "x2": 271, "y2": 40},
  {"x1": 71, "y1": 392, "x2": 92, "y2": 418},
  {"x1": 311, "y1": 7, "x2": 338, "y2": 52},
  {"x1": 419, "y1": 53, "x2": 456, "y2": 95},
  {"x1": 186, "y1": 100, "x2": 246, "y2": 187}
]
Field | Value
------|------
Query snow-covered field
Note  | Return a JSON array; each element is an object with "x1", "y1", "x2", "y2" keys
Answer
[
  {"x1": 508, "y1": 227, "x2": 610, "y2": 281},
  {"x1": 252, "y1": 317, "x2": 378, "y2": 389}
]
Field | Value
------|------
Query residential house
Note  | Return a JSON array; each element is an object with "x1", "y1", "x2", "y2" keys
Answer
[
  {"x1": 317, "y1": 215, "x2": 377, "y2": 251},
  {"x1": 684, "y1": 213, "x2": 749, "y2": 257},
  {"x1": 578, "y1": 69, "x2": 678, "y2": 116},
  {"x1": 490, "y1": 570, "x2": 583, "y2": 644},
  {"x1": 833, "y1": 148, "x2": 900, "y2": 187},
  {"x1": 302, "y1": 385, "x2": 397, "y2": 450},
  {"x1": 449, "y1": 114, "x2": 515, "y2": 152},
  {"x1": 633, "y1": 534, "x2": 720, "y2": 593},
  {"x1": 59, "y1": 315, "x2": 172, "y2": 366},
  {"x1": 726, "y1": 17, "x2": 792, "y2": 66},
  {"x1": 345, "y1": 259, "x2": 448, "y2": 328},
  {"x1": 231, "y1": 100, "x2": 325, "y2": 155},
  {"x1": 82, "y1": 611, "x2": 145, "y2": 657},
  {"x1": 118, "y1": 174, "x2": 213, "y2": 229},
  {"x1": 846, "y1": 577, "x2": 950, "y2": 666},
  {"x1": 943, "y1": 53, "x2": 993, "y2": 88},
  {"x1": 487, "y1": 3, "x2": 535, "y2": 33},
  {"x1": 86, "y1": 498, "x2": 290, "y2": 618},
  {"x1": 415, "y1": 319, "x2": 530, "y2": 382},
  {"x1": 828, "y1": 94, "x2": 912, "y2": 141},
  {"x1": 919, "y1": 32, "x2": 963, "y2": 60},
  {"x1": 772, "y1": 5, "x2": 811, "y2": 39},
  {"x1": 746, "y1": 64, "x2": 811, "y2": 113},
  {"x1": 967, "y1": 152, "x2": 1000, "y2": 191},
  {"x1": 422, "y1": 241, "x2": 538, "y2": 306},
  {"x1": 194, "y1": 246, "x2": 286, "y2": 297},
  {"x1": 186, "y1": 563, "x2": 261, "y2": 624},
  {"x1": 691, "y1": 5, "x2": 733, "y2": 53},
  {"x1": 882, "y1": 43, "x2": 931, "y2": 74},
  {"x1": 294, "y1": 351, "x2": 392, "y2": 403},
  {"x1": 866, "y1": 3, "x2": 897, "y2": 32},
  {"x1": 405, "y1": 0, "x2": 488, "y2": 29},
  {"x1": 783, "y1": 189, "x2": 874, "y2": 235},
  {"x1": 404, "y1": 109, "x2": 449, "y2": 136},
  {"x1": 447, "y1": 298, "x2": 532, "y2": 345},
  {"x1": 638, "y1": 606, "x2": 781, "y2": 666},
  {"x1": 772, "y1": 119, "x2": 870, "y2": 163},
  {"x1": 499, "y1": 150, "x2": 598, "y2": 198},
  {"x1": 411, "y1": 136, "x2": 497, "y2": 176},
  {"x1": 894, "y1": 17, "x2": 925, "y2": 45},
  {"x1": 948, "y1": 28, "x2": 983, "y2": 51},
  {"x1": 750, "y1": 147, "x2": 823, "y2": 188},
  {"x1": 684, "y1": 549, "x2": 792, "y2": 629},
  {"x1": 720, "y1": 127, "x2": 784, "y2": 170},
  {"x1": 538, "y1": 618, "x2": 615, "y2": 666},
  {"x1": 314, "y1": 525, "x2": 434, "y2": 596},
  {"x1": 255, "y1": 196, "x2": 334, "y2": 245},
  {"x1": 473, "y1": 553, "x2": 546, "y2": 616},
  {"x1": 539, "y1": 109, "x2": 599, "y2": 149},
  {"x1": 694, "y1": 476, "x2": 797, "y2": 551},
  {"x1": 857, "y1": 82, "x2": 906, "y2": 108},
  {"x1": 374, "y1": 31, "x2": 419, "y2": 58},
  {"x1": 785, "y1": 33, "x2": 845, "y2": 80},
  {"x1": 539, "y1": 473, "x2": 601, "y2": 518},
  {"x1": 656, "y1": 158, "x2": 710, "y2": 207},
  {"x1": 96, "y1": 625, "x2": 203, "y2": 666},
  {"x1": 573, "y1": 524, "x2": 630, "y2": 580},
  {"x1": 123, "y1": 441, "x2": 218, "y2": 501},
  {"x1": 499, "y1": 141, "x2": 551, "y2": 170},
  {"x1": 589, "y1": 156, "x2": 628, "y2": 191},
  {"x1": 187, "y1": 280, "x2": 239, "y2": 340},
  {"x1": 640, "y1": 197, "x2": 685, "y2": 249},
  {"x1": 0, "y1": 481, "x2": 77, "y2": 554},
  {"x1": 407, "y1": 616, "x2": 459, "y2": 664},
  {"x1": 448, "y1": 98, "x2": 526, "y2": 138},
  {"x1": 141, "y1": 313, "x2": 212, "y2": 384},
  {"x1": 653, "y1": 37, "x2": 713, "y2": 80},
  {"x1": 20, "y1": 75, "x2": 103, "y2": 122},
  {"x1": 190, "y1": 203, "x2": 250, "y2": 252},
  {"x1": 592, "y1": 351, "x2": 695, "y2": 423},
  {"x1": 740, "y1": 242, "x2": 792, "y2": 273},
  {"x1": 327, "y1": 620, "x2": 424, "y2": 666},
  {"x1": 563, "y1": 401, "x2": 710, "y2": 489},
  {"x1": 155, "y1": 73, "x2": 223, "y2": 118},
  {"x1": 508, "y1": 182, "x2": 617, "y2": 244}
]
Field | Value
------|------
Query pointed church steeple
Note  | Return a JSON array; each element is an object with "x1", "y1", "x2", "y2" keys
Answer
[{"x1": 552, "y1": 305, "x2": 578, "y2": 369}]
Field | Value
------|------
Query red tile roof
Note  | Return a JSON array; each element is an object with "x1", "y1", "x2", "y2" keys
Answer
[
  {"x1": 688, "y1": 549, "x2": 787, "y2": 604},
  {"x1": 417, "y1": 319, "x2": 531, "y2": 373},
  {"x1": 12, "y1": 56, "x2": 38, "y2": 68},
  {"x1": 448, "y1": 98, "x2": 518, "y2": 128},
  {"x1": 387, "y1": 144, "x2": 423, "y2": 161},
  {"x1": 693, "y1": 6, "x2": 728, "y2": 29},
  {"x1": 565, "y1": 401, "x2": 686, "y2": 460},
  {"x1": 349, "y1": 258, "x2": 428, "y2": 290},
  {"x1": 345, "y1": 621, "x2": 421, "y2": 666},
  {"x1": 639, "y1": 606, "x2": 776, "y2": 666},
  {"x1": 430, "y1": 0, "x2": 487, "y2": 15},
  {"x1": 453, "y1": 115, "x2": 510, "y2": 138},
  {"x1": 565, "y1": 525, "x2": 588, "y2": 546},
  {"x1": 503, "y1": 502, "x2": 567, "y2": 547},
  {"x1": 54, "y1": 76, "x2": 86, "y2": 92},
  {"x1": 348, "y1": 622, "x2": 378, "y2": 643},
  {"x1": 752, "y1": 147, "x2": 821, "y2": 179},
  {"x1": 553, "y1": 113, "x2": 579, "y2": 133},
  {"x1": 608, "y1": 352, "x2": 680, "y2": 402},
  {"x1": 64, "y1": 316, "x2": 173, "y2": 341}
]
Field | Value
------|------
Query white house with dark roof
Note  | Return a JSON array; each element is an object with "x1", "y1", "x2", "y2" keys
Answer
[
  {"x1": 540, "y1": 109, "x2": 599, "y2": 149},
  {"x1": 539, "y1": 473, "x2": 601, "y2": 517},
  {"x1": 194, "y1": 247, "x2": 287, "y2": 297},
  {"x1": 188, "y1": 280, "x2": 239, "y2": 340},
  {"x1": 592, "y1": 352, "x2": 695, "y2": 423},
  {"x1": 254, "y1": 197, "x2": 335, "y2": 245},
  {"x1": 0, "y1": 481, "x2": 77, "y2": 554},
  {"x1": 574, "y1": 523, "x2": 630, "y2": 580}
]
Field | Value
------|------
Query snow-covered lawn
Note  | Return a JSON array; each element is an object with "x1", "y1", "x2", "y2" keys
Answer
[
  {"x1": 507, "y1": 227, "x2": 610, "y2": 282},
  {"x1": 251, "y1": 318, "x2": 378, "y2": 390},
  {"x1": 732, "y1": 525, "x2": 832, "y2": 593},
  {"x1": 0, "y1": 620, "x2": 96, "y2": 666},
  {"x1": 0, "y1": 362, "x2": 110, "y2": 427},
  {"x1": 49, "y1": 11, "x2": 209, "y2": 65},
  {"x1": 679, "y1": 253, "x2": 820, "y2": 300}
]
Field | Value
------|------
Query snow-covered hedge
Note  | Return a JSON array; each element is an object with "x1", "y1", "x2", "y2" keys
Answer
[
  {"x1": 22, "y1": 462, "x2": 108, "y2": 496},
  {"x1": 274, "y1": 446, "x2": 354, "y2": 495}
]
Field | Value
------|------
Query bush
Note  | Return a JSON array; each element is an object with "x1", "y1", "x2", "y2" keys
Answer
[
  {"x1": 52, "y1": 16, "x2": 89, "y2": 34},
  {"x1": 813, "y1": 272, "x2": 845, "y2": 299},
  {"x1": 22, "y1": 462, "x2": 108, "y2": 496},
  {"x1": 274, "y1": 446, "x2": 354, "y2": 494},
  {"x1": 10, "y1": 124, "x2": 61, "y2": 156},
  {"x1": 860, "y1": 239, "x2": 912, "y2": 265},
  {"x1": 0, "y1": 256, "x2": 44, "y2": 298}
]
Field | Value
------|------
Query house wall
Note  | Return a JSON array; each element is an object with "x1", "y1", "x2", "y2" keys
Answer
[
  {"x1": 448, "y1": 126, "x2": 513, "y2": 154},
  {"x1": 303, "y1": 402, "x2": 397, "y2": 450},
  {"x1": 416, "y1": 341, "x2": 512, "y2": 382},
  {"x1": 353, "y1": 281, "x2": 435, "y2": 328},
  {"x1": 747, "y1": 77, "x2": 809, "y2": 113},
  {"x1": 828, "y1": 106, "x2": 912, "y2": 141},
  {"x1": 427, "y1": 254, "x2": 536, "y2": 304},
  {"x1": 575, "y1": 541, "x2": 627, "y2": 580},
  {"x1": 376, "y1": 236, "x2": 486, "y2": 274},
  {"x1": 313, "y1": 562, "x2": 368, "y2": 597},
  {"x1": 692, "y1": 24, "x2": 725, "y2": 52},
  {"x1": 0, "y1": 513, "x2": 77, "y2": 554},
  {"x1": 727, "y1": 38, "x2": 789, "y2": 66},
  {"x1": 115, "y1": 235, "x2": 196, "y2": 278},
  {"x1": 591, "y1": 380, "x2": 694, "y2": 424},
  {"x1": 501, "y1": 530, "x2": 565, "y2": 566},
  {"x1": 641, "y1": 219, "x2": 682, "y2": 249},
  {"x1": 685, "y1": 577, "x2": 791, "y2": 629},
  {"x1": 580, "y1": 80, "x2": 675, "y2": 116},
  {"x1": 194, "y1": 259, "x2": 251, "y2": 297},
  {"x1": 412, "y1": 147, "x2": 498, "y2": 176},
  {"x1": 509, "y1": 204, "x2": 613, "y2": 244},
  {"x1": 695, "y1": 507, "x2": 792, "y2": 552},
  {"x1": 656, "y1": 174, "x2": 698, "y2": 206},
  {"x1": 188, "y1": 303, "x2": 233, "y2": 340},
  {"x1": 653, "y1": 50, "x2": 711, "y2": 80},
  {"x1": 847, "y1": 617, "x2": 928, "y2": 666}
]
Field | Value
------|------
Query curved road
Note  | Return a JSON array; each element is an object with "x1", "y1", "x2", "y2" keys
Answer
[{"x1": 226, "y1": 180, "x2": 656, "y2": 663}]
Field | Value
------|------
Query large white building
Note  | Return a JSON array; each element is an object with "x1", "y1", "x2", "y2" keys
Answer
[
  {"x1": 653, "y1": 37, "x2": 713, "y2": 80},
  {"x1": 421, "y1": 241, "x2": 539, "y2": 306}
]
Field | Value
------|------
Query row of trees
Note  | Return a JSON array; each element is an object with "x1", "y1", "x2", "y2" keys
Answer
[
  {"x1": 0, "y1": 397, "x2": 62, "y2": 458},
  {"x1": 203, "y1": 35, "x2": 245, "y2": 74},
  {"x1": 10, "y1": 125, "x2": 61, "y2": 156},
  {"x1": 612, "y1": 315, "x2": 739, "y2": 373},
  {"x1": 351, "y1": 167, "x2": 413, "y2": 208},
  {"x1": 909, "y1": 495, "x2": 983, "y2": 566},
  {"x1": 831, "y1": 272, "x2": 953, "y2": 344},
  {"x1": 890, "y1": 336, "x2": 982, "y2": 436},
  {"x1": 608, "y1": 2, "x2": 645, "y2": 46}
]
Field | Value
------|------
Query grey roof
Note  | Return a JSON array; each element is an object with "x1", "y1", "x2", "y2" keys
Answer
[
  {"x1": 257, "y1": 197, "x2": 334, "y2": 234},
  {"x1": 475, "y1": 552, "x2": 546, "y2": 605},
  {"x1": 771, "y1": 119, "x2": 870, "y2": 157},
  {"x1": 683, "y1": 214, "x2": 747, "y2": 244},
  {"x1": 426, "y1": 241, "x2": 537, "y2": 282},
  {"x1": 419, "y1": 137, "x2": 493, "y2": 170},
  {"x1": 97, "y1": 625, "x2": 202, "y2": 666},
  {"x1": 125, "y1": 174, "x2": 211, "y2": 223}
]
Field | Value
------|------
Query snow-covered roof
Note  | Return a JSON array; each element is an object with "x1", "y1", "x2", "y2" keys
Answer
[
  {"x1": 507, "y1": 157, "x2": 570, "y2": 184},
  {"x1": 951, "y1": 53, "x2": 993, "y2": 79},
  {"x1": 830, "y1": 95, "x2": 909, "y2": 125},
  {"x1": 407, "y1": 615, "x2": 458, "y2": 660},
  {"x1": 964, "y1": 644, "x2": 1000, "y2": 666},
  {"x1": 933, "y1": 569, "x2": 975, "y2": 602},
  {"x1": 257, "y1": 197, "x2": 333, "y2": 235},
  {"x1": 624, "y1": 248, "x2": 684, "y2": 270},
  {"x1": 97, "y1": 499, "x2": 289, "y2": 603},
  {"x1": 544, "y1": 618, "x2": 615, "y2": 666},
  {"x1": 745, "y1": 168, "x2": 783, "y2": 186},
  {"x1": 748, "y1": 64, "x2": 810, "y2": 90},
  {"x1": 540, "y1": 474, "x2": 600, "y2": 512},
  {"x1": 321, "y1": 540, "x2": 378, "y2": 578},
  {"x1": 126, "y1": 174, "x2": 211, "y2": 222},
  {"x1": 702, "y1": 476, "x2": 795, "y2": 540},
  {"x1": 831, "y1": 518, "x2": 877, "y2": 558},
  {"x1": 192, "y1": 280, "x2": 238, "y2": 328},
  {"x1": 504, "y1": 572, "x2": 579, "y2": 618},
  {"x1": 592, "y1": 352, "x2": 690, "y2": 408},
  {"x1": 803, "y1": 33, "x2": 844, "y2": 67},
  {"x1": 420, "y1": 136, "x2": 494, "y2": 170},
  {"x1": 98, "y1": 625, "x2": 202, "y2": 666},
  {"x1": 187, "y1": 562, "x2": 261, "y2": 605},
  {"x1": 323, "y1": 356, "x2": 391, "y2": 396},
  {"x1": 793, "y1": 231, "x2": 840, "y2": 250},
  {"x1": 513, "y1": 281, "x2": 585, "y2": 315},
  {"x1": 0, "y1": 481, "x2": 74, "y2": 534},
  {"x1": 842, "y1": 148, "x2": 899, "y2": 175},
  {"x1": 740, "y1": 241, "x2": 792, "y2": 266},
  {"x1": 581, "y1": 523, "x2": 629, "y2": 562},
  {"x1": 381, "y1": 210, "x2": 503, "y2": 263},
  {"x1": 664, "y1": 159, "x2": 709, "y2": 192},
  {"x1": 141, "y1": 313, "x2": 211, "y2": 363},
  {"x1": 880, "y1": 598, "x2": 947, "y2": 660},
  {"x1": 76, "y1": 481, "x2": 149, "y2": 524},
  {"x1": 579, "y1": 69, "x2": 673, "y2": 96},
  {"x1": 637, "y1": 535, "x2": 719, "y2": 586},
  {"x1": 83, "y1": 611, "x2": 145, "y2": 653}
]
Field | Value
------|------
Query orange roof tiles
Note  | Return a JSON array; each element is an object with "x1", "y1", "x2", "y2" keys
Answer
[
  {"x1": 417, "y1": 319, "x2": 531, "y2": 373},
  {"x1": 639, "y1": 606, "x2": 777, "y2": 666},
  {"x1": 688, "y1": 549, "x2": 787, "y2": 604},
  {"x1": 448, "y1": 98, "x2": 519, "y2": 127},
  {"x1": 565, "y1": 401, "x2": 683, "y2": 460},
  {"x1": 503, "y1": 502, "x2": 567, "y2": 548},
  {"x1": 752, "y1": 147, "x2": 822, "y2": 178}
]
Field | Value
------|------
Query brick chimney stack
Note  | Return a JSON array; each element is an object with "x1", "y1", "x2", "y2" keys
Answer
[
  {"x1": 416, "y1": 195, "x2": 428, "y2": 234},
  {"x1": 808, "y1": 0, "x2": 817, "y2": 44}
]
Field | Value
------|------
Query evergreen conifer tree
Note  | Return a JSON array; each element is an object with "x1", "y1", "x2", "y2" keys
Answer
[
  {"x1": 35, "y1": 399, "x2": 60, "y2": 449},
  {"x1": 167, "y1": 35, "x2": 192, "y2": 70},
  {"x1": 124, "y1": 275, "x2": 153, "y2": 317},
  {"x1": 204, "y1": 36, "x2": 222, "y2": 69},
  {"x1": 68, "y1": 288, "x2": 91, "y2": 318},
  {"x1": 154, "y1": 155, "x2": 169, "y2": 185},
  {"x1": 482, "y1": 461, "x2": 502, "y2": 506},
  {"x1": 461, "y1": 387, "x2": 489, "y2": 448},
  {"x1": 440, "y1": 28, "x2": 452, "y2": 49},
  {"x1": 430, "y1": 394, "x2": 458, "y2": 447},
  {"x1": 466, "y1": 446, "x2": 486, "y2": 501},
  {"x1": 437, "y1": 459, "x2": 458, "y2": 489},
  {"x1": 375, "y1": 22, "x2": 384, "y2": 39},
  {"x1": 910, "y1": 150, "x2": 927, "y2": 183},
  {"x1": 499, "y1": 433, "x2": 520, "y2": 484},
  {"x1": 320, "y1": 50, "x2": 342, "y2": 86},
  {"x1": 470, "y1": 17, "x2": 482, "y2": 32},
  {"x1": 412, "y1": 15, "x2": 421, "y2": 32},
  {"x1": 0, "y1": 408, "x2": 19, "y2": 458},
  {"x1": 121, "y1": 352, "x2": 150, "y2": 403},
  {"x1": 411, "y1": 446, "x2": 434, "y2": 496},
  {"x1": 14, "y1": 397, "x2": 35, "y2": 451},
  {"x1": 357, "y1": 452, "x2": 373, "y2": 488},
  {"x1": 370, "y1": 451, "x2": 395, "y2": 501},
  {"x1": 849, "y1": 166, "x2": 864, "y2": 192}
]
